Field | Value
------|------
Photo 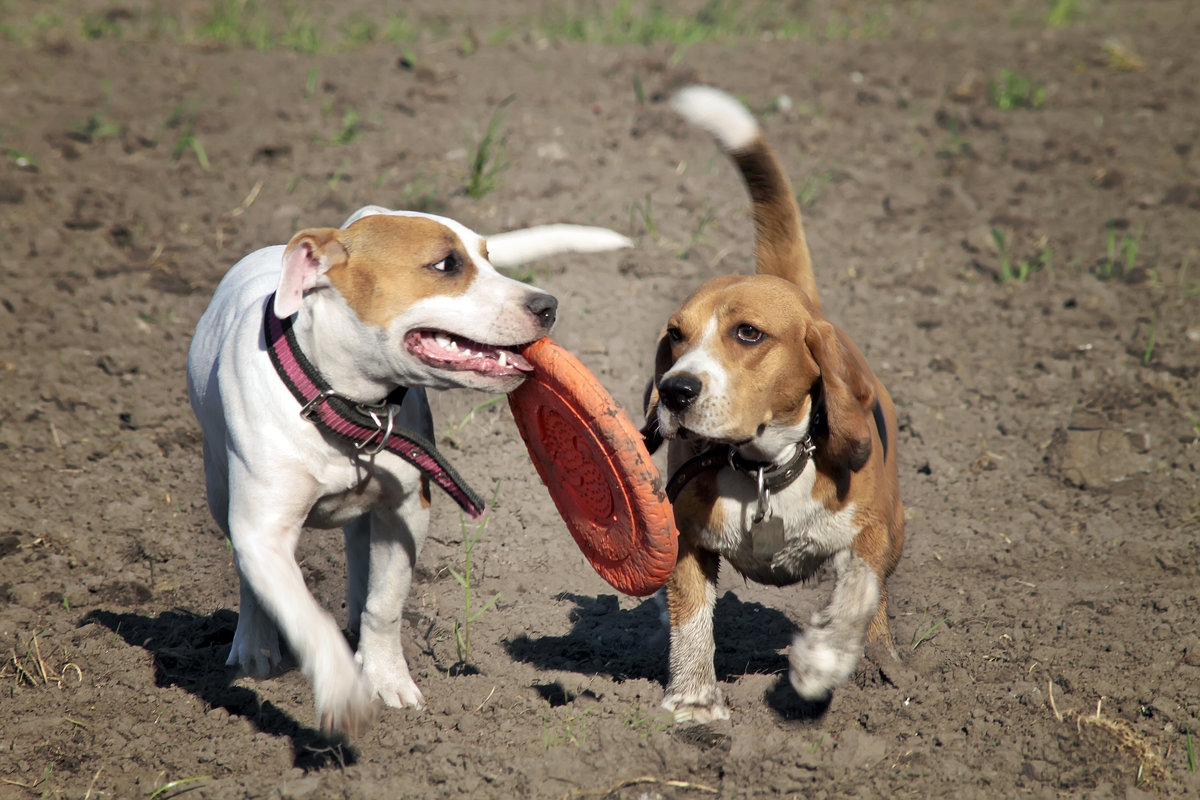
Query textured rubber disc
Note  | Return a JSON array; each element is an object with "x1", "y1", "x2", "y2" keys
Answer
[{"x1": 509, "y1": 337, "x2": 678, "y2": 596}]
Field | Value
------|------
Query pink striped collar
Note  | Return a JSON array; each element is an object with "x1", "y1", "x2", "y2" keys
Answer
[{"x1": 263, "y1": 294, "x2": 486, "y2": 518}]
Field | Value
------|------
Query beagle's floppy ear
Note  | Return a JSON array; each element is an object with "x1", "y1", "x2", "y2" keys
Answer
[
  {"x1": 640, "y1": 331, "x2": 675, "y2": 453},
  {"x1": 274, "y1": 228, "x2": 348, "y2": 318},
  {"x1": 805, "y1": 319, "x2": 876, "y2": 472}
]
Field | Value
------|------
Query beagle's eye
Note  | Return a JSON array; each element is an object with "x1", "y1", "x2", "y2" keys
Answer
[
  {"x1": 667, "y1": 325, "x2": 684, "y2": 343},
  {"x1": 428, "y1": 252, "x2": 461, "y2": 274},
  {"x1": 735, "y1": 323, "x2": 765, "y2": 344}
]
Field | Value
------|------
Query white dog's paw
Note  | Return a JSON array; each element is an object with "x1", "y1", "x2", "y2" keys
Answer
[
  {"x1": 226, "y1": 621, "x2": 282, "y2": 678},
  {"x1": 354, "y1": 610, "x2": 424, "y2": 710},
  {"x1": 662, "y1": 686, "x2": 730, "y2": 724},
  {"x1": 361, "y1": 657, "x2": 424, "y2": 710},
  {"x1": 788, "y1": 631, "x2": 859, "y2": 700},
  {"x1": 312, "y1": 656, "x2": 380, "y2": 738}
]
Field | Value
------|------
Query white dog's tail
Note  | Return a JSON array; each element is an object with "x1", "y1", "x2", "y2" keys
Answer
[
  {"x1": 340, "y1": 206, "x2": 631, "y2": 268},
  {"x1": 486, "y1": 224, "x2": 633, "y2": 268},
  {"x1": 671, "y1": 86, "x2": 818, "y2": 308}
]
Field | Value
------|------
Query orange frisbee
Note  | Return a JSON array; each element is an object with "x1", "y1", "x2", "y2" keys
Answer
[{"x1": 508, "y1": 338, "x2": 678, "y2": 596}]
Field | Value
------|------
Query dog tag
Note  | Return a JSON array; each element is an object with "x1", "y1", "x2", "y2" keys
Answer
[{"x1": 750, "y1": 515, "x2": 786, "y2": 559}]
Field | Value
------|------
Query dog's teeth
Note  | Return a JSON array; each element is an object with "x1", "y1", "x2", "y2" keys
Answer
[
  {"x1": 462, "y1": 348, "x2": 474, "y2": 357},
  {"x1": 446, "y1": 340, "x2": 458, "y2": 350},
  {"x1": 497, "y1": 351, "x2": 508, "y2": 368}
]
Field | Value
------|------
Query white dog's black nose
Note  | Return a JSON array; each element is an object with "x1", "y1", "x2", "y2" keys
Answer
[
  {"x1": 526, "y1": 293, "x2": 558, "y2": 330},
  {"x1": 659, "y1": 373, "x2": 702, "y2": 413}
]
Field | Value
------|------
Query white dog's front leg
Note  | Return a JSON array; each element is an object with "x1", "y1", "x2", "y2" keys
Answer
[
  {"x1": 228, "y1": 488, "x2": 377, "y2": 737},
  {"x1": 789, "y1": 549, "x2": 881, "y2": 700},
  {"x1": 354, "y1": 499, "x2": 429, "y2": 710}
]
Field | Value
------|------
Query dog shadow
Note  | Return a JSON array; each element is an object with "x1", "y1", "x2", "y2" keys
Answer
[
  {"x1": 504, "y1": 591, "x2": 827, "y2": 720},
  {"x1": 83, "y1": 608, "x2": 352, "y2": 769}
]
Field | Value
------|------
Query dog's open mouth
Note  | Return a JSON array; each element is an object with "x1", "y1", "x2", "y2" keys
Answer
[{"x1": 405, "y1": 329, "x2": 534, "y2": 377}]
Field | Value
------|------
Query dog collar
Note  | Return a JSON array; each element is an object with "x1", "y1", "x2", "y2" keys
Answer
[
  {"x1": 665, "y1": 435, "x2": 815, "y2": 523},
  {"x1": 664, "y1": 402, "x2": 825, "y2": 524},
  {"x1": 263, "y1": 294, "x2": 486, "y2": 518}
]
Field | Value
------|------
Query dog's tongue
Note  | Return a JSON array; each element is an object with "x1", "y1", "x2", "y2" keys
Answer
[
  {"x1": 504, "y1": 347, "x2": 534, "y2": 372},
  {"x1": 474, "y1": 346, "x2": 532, "y2": 375}
]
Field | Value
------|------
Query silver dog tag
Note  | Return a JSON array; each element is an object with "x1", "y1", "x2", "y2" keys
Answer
[{"x1": 750, "y1": 515, "x2": 786, "y2": 559}]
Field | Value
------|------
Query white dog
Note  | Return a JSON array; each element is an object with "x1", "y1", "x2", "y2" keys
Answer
[{"x1": 187, "y1": 205, "x2": 629, "y2": 736}]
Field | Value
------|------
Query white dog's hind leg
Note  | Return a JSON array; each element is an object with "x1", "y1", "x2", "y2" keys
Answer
[
  {"x1": 344, "y1": 515, "x2": 371, "y2": 635},
  {"x1": 789, "y1": 550, "x2": 881, "y2": 700},
  {"x1": 355, "y1": 498, "x2": 429, "y2": 710},
  {"x1": 228, "y1": 578, "x2": 282, "y2": 677}
]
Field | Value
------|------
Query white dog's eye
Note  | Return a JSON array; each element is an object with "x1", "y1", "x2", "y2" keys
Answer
[
  {"x1": 735, "y1": 323, "x2": 764, "y2": 343},
  {"x1": 428, "y1": 253, "x2": 461, "y2": 274},
  {"x1": 667, "y1": 325, "x2": 684, "y2": 343}
]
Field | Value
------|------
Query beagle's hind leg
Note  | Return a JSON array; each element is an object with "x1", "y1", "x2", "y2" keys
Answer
[{"x1": 866, "y1": 584, "x2": 900, "y2": 660}]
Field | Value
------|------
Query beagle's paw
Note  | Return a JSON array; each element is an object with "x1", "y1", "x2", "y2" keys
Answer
[
  {"x1": 788, "y1": 630, "x2": 860, "y2": 700},
  {"x1": 662, "y1": 685, "x2": 731, "y2": 724}
]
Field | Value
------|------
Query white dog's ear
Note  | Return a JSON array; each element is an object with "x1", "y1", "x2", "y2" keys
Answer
[
  {"x1": 486, "y1": 224, "x2": 632, "y2": 267},
  {"x1": 341, "y1": 204, "x2": 391, "y2": 228},
  {"x1": 274, "y1": 228, "x2": 347, "y2": 318}
]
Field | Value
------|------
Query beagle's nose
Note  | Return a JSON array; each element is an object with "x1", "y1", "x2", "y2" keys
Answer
[
  {"x1": 659, "y1": 373, "x2": 702, "y2": 413},
  {"x1": 526, "y1": 292, "x2": 558, "y2": 330}
]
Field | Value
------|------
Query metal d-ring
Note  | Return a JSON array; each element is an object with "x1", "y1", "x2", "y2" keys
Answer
[
  {"x1": 355, "y1": 403, "x2": 395, "y2": 456},
  {"x1": 751, "y1": 465, "x2": 772, "y2": 525}
]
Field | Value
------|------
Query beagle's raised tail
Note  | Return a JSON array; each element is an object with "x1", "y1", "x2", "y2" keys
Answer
[{"x1": 670, "y1": 86, "x2": 818, "y2": 309}]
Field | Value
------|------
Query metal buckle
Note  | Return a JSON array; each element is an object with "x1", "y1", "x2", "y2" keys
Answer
[
  {"x1": 299, "y1": 388, "x2": 347, "y2": 421},
  {"x1": 355, "y1": 403, "x2": 395, "y2": 456},
  {"x1": 725, "y1": 447, "x2": 773, "y2": 524}
]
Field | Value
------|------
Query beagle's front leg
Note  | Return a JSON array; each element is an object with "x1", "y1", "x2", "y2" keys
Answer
[
  {"x1": 662, "y1": 537, "x2": 726, "y2": 723},
  {"x1": 788, "y1": 548, "x2": 881, "y2": 700}
]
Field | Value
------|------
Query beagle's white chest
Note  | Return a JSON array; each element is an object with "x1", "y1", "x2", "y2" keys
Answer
[{"x1": 704, "y1": 463, "x2": 859, "y2": 584}]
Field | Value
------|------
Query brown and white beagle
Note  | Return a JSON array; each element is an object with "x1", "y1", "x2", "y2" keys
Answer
[{"x1": 645, "y1": 87, "x2": 904, "y2": 723}]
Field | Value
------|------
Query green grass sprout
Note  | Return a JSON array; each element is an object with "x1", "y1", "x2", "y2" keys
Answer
[
  {"x1": 989, "y1": 69, "x2": 1046, "y2": 110},
  {"x1": 912, "y1": 614, "x2": 948, "y2": 650},
  {"x1": 447, "y1": 484, "x2": 503, "y2": 667},
  {"x1": 464, "y1": 96, "x2": 513, "y2": 199}
]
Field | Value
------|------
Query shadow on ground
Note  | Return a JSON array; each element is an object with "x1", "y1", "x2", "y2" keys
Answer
[
  {"x1": 84, "y1": 608, "x2": 353, "y2": 770},
  {"x1": 508, "y1": 593, "x2": 807, "y2": 683}
]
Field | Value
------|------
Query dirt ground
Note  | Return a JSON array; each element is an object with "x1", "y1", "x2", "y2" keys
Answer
[{"x1": 2, "y1": 1, "x2": 1198, "y2": 798}]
